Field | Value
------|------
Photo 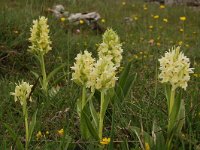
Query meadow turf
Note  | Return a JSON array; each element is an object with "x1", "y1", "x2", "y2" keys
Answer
[{"x1": 0, "y1": 0, "x2": 200, "y2": 149}]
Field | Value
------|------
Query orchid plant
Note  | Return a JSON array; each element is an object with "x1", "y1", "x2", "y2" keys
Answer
[
  {"x1": 10, "y1": 81, "x2": 37, "y2": 150},
  {"x1": 71, "y1": 29, "x2": 123, "y2": 141},
  {"x1": 29, "y1": 16, "x2": 67, "y2": 94}
]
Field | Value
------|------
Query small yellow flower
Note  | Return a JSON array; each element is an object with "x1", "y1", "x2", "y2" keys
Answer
[
  {"x1": 160, "y1": 5, "x2": 165, "y2": 9},
  {"x1": 36, "y1": 131, "x2": 42, "y2": 140},
  {"x1": 180, "y1": 28, "x2": 184, "y2": 32},
  {"x1": 149, "y1": 25, "x2": 153, "y2": 29},
  {"x1": 185, "y1": 44, "x2": 189, "y2": 47},
  {"x1": 145, "y1": 142, "x2": 150, "y2": 150},
  {"x1": 101, "y1": 19, "x2": 105, "y2": 23},
  {"x1": 122, "y1": 2, "x2": 126, "y2": 5},
  {"x1": 133, "y1": 54, "x2": 138, "y2": 59},
  {"x1": 143, "y1": 5, "x2": 148, "y2": 10},
  {"x1": 60, "y1": 17, "x2": 66, "y2": 22},
  {"x1": 100, "y1": 137, "x2": 111, "y2": 145},
  {"x1": 153, "y1": 15, "x2": 159, "y2": 19},
  {"x1": 79, "y1": 20, "x2": 84, "y2": 24},
  {"x1": 57, "y1": 128, "x2": 64, "y2": 136},
  {"x1": 134, "y1": 16, "x2": 138, "y2": 21},
  {"x1": 178, "y1": 41, "x2": 183, "y2": 45},
  {"x1": 180, "y1": 16, "x2": 186, "y2": 21},
  {"x1": 46, "y1": 131, "x2": 49, "y2": 135},
  {"x1": 163, "y1": 18, "x2": 168, "y2": 23},
  {"x1": 157, "y1": 42, "x2": 161, "y2": 46}
]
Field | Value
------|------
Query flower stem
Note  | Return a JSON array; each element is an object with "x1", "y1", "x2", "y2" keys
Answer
[
  {"x1": 40, "y1": 54, "x2": 47, "y2": 93},
  {"x1": 167, "y1": 89, "x2": 176, "y2": 150},
  {"x1": 82, "y1": 86, "x2": 86, "y2": 110},
  {"x1": 99, "y1": 91, "x2": 105, "y2": 140},
  {"x1": 169, "y1": 89, "x2": 175, "y2": 115},
  {"x1": 23, "y1": 103, "x2": 29, "y2": 150}
]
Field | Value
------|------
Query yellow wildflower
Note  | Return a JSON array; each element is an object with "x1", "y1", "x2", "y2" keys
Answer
[
  {"x1": 143, "y1": 5, "x2": 148, "y2": 10},
  {"x1": 180, "y1": 16, "x2": 186, "y2": 21},
  {"x1": 122, "y1": 2, "x2": 126, "y2": 5},
  {"x1": 149, "y1": 25, "x2": 153, "y2": 29},
  {"x1": 133, "y1": 54, "x2": 138, "y2": 59},
  {"x1": 100, "y1": 137, "x2": 111, "y2": 145},
  {"x1": 79, "y1": 19, "x2": 84, "y2": 24},
  {"x1": 57, "y1": 129, "x2": 64, "y2": 136},
  {"x1": 134, "y1": 16, "x2": 138, "y2": 21},
  {"x1": 157, "y1": 42, "x2": 161, "y2": 46},
  {"x1": 36, "y1": 131, "x2": 43, "y2": 140},
  {"x1": 145, "y1": 142, "x2": 150, "y2": 150},
  {"x1": 163, "y1": 18, "x2": 168, "y2": 23},
  {"x1": 160, "y1": 5, "x2": 165, "y2": 9},
  {"x1": 60, "y1": 17, "x2": 66, "y2": 22},
  {"x1": 153, "y1": 15, "x2": 159, "y2": 19},
  {"x1": 101, "y1": 19, "x2": 105, "y2": 23},
  {"x1": 180, "y1": 28, "x2": 184, "y2": 32},
  {"x1": 46, "y1": 131, "x2": 49, "y2": 135},
  {"x1": 178, "y1": 41, "x2": 183, "y2": 45}
]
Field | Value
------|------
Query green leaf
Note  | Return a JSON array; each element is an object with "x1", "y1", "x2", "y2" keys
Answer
[
  {"x1": 168, "y1": 91, "x2": 182, "y2": 134},
  {"x1": 4, "y1": 123, "x2": 24, "y2": 150},
  {"x1": 130, "y1": 126, "x2": 154, "y2": 148},
  {"x1": 28, "y1": 109, "x2": 38, "y2": 143},
  {"x1": 59, "y1": 133, "x2": 72, "y2": 150},
  {"x1": 81, "y1": 106, "x2": 99, "y2": 140},
  {"x1": 122, "y1": 73, "x2": 137, "y2": 99},
  {"x1": 108, "y1": 102, "x2": 116, "y2": 150},
  {"x1": 120, "y1": 139, "x2": 130, "y2": 150},
  {"x1": 176, "y1": 97, "x2": 185, "y2": 135},
  {"x1": 49, "y1": 73, "x2": 68, "y2": 87},
  {"x1": 152, "y1": 121, "x2": 165, "y2": 149},
  {"x1": 101, "y1": 92, "x2": 111, "y2": 118},
  {"x1": 89, "y1": 99, "x2": 99, "y2": 128},
  {"x1": 115, "y1": 61, "x2": 137, "y2": 102},
  {"x1": 165, "y1": 84, "x2": 171, "y2": 110},
  {"x1": 114, "y1": 84, "x2": 124, "y2": 103},
  {"x1": 76, "y1": 98, "x2": 82, "y2": 117},
  {"x1": 30, "y1": 71, "x2": 39, "y2": 79},
  {"x1": 118, "y1": 61, "x2": 132, "y2": 87},
  {"x1": 46, "y1": 63, "x2": 67, "y2": 82}
]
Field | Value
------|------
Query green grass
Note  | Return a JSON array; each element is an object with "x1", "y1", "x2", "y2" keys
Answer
[{"x1": 0, "y1": 0, "x2": 200, "y2": 149}]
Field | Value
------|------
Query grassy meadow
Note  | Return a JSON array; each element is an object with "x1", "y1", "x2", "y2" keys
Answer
[{"x1": 0, "y1": 0, "x2": 200, "y2": 149}]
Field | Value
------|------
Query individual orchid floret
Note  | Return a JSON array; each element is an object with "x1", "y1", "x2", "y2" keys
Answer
[
  {"x1": 29, "y1": 16, "x2": 52, "y2": 55},
  {"x1": 71, "y1": 50, "x2": 95, "y2": 86},
  {"x1": 98, "y1": 28, "x2": 123, "y2": 68},
  {"x1": 10, "y1": 81, "x2": 33, "y2": 105},
  {"x1": 87, "y1": 57, "x2": 118, "y2": 92},
  {"x1": 158, "y1": 46, "x2": 194, "y2": 91}
]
